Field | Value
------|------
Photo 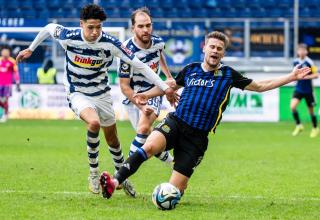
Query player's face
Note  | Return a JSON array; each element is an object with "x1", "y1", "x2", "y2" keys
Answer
[
  {"x1": 203, "y1": 38, "x2": 225, "y2": 68},
  {"x1": 132, "y1": 13, "x2": 152, "y2": 44},
  {"x1": 80, "y1": 19, "x2": 102, "y2": 42},
  {"x1": 1, "y1": 49, "x2": 10, "y2": 58},
  {"x1": 297, "y1": 47, "x2": 308, "y2": 58}
]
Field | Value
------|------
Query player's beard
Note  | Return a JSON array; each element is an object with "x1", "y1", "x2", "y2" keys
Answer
[{"x1": 138, "y1": 34, "x2": 151, "y2": 45}]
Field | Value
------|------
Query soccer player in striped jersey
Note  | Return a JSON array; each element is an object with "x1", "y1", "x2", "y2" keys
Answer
[
  {"x1": 0, "y1": 46, "x2": 20, "y2": 122},
  {"x1": 290, "y1": 43, "x2": 319, "y2": 138},
  {"x1": 16, "y1": 4, "x2": 174, "y2": 197},
  {"x1": 100, "y1": 31, "x2": 311, "y2": 201},
  {"x1": 118, "y1": 7, "x2": 174, "y2": 166}
]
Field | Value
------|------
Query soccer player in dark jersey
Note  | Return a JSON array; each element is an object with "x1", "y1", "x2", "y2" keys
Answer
[
  {"x1": 99, "y1": 31, "x2": 311, "y2": 201},
  {"x1": 290, "y1": 44, "x2": 319, "y2": 138}
]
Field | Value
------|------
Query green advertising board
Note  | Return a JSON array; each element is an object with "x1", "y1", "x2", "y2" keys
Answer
[{"x1": 280, "y1": 86, "x2": 320, "y2": 121}]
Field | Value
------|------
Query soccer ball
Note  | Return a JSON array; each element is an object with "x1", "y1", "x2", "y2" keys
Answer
[{"x1": 152, "y1": 183, "x2": 181, "y2": 210}]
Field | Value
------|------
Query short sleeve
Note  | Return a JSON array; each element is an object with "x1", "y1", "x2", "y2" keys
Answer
[
  {"x1": 118, "y1": 60, "x2": 132, "y2": 78},
  {"x1": 175, "y1": 65, "x2": 189, "y2": 87},
  {"x1": 231, "y1": 68, "x2": 252, "y2": 90}
]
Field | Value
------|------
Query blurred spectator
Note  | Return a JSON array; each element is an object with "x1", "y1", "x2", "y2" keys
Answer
[
  {"x1": 37, "y1": 59, "x2": 57, "y2": 84},
  {"x1": 0, "y1": 46, "x2": 20, "y2": 122}
]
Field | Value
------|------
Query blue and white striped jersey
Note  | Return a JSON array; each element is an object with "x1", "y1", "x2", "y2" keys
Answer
[
  {"x1": 118, "y1": 36, "x2": 165, "y2": 104},
  {"x1": 29, "y1": 23, "x2": 169, "y2": 97}
]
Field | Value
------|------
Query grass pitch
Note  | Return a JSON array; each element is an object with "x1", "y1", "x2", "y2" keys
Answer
[{"x1": 0, "y1": 120, "x2": 319, "y2": 219}]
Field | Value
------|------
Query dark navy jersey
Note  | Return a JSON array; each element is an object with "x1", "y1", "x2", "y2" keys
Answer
[
  {"x1": 293, "y1": 57, "x2": 316, "y2": 94},
  {"x1": 174, "y1": 62, "x2": 252, "y2": 132}
]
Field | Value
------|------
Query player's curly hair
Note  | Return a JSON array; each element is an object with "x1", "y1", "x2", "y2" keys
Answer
[
  {"x1": 205, "y1": 31, "x2": 229, "y2": 49},
  {"x1": 80, "y1": 4, "x2": 107, "y2": 21},
  {"x1": 131, "y1": 7, "x2": 152, "y2": 26}
]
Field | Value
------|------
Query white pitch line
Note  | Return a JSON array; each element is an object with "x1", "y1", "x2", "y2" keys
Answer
[{"x1": 1, "y1": 190, "x2": 320, "y2": 202}]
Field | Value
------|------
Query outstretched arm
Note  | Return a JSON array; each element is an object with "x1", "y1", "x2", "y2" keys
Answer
[
  {"x1": 245, "y1": 66, "x2": 311, "y2": 92},
  {"x1": 16, "y1": 23, "x2": 62, "y2": 62}
]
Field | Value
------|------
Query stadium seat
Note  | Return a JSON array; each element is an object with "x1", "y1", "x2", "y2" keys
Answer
[
  {"x1": 62, "y1": 0, "x2": 75, "y2": 9},
  {"x1": 161, "y1": 0, "x2": 174, "y2": 9},
  {"x1": 63, "y1": 8, "x2": 79, "y2": 18},
  {"x1": 246, "y1": 0, "x2": 260, "y2": 8},
  {"x1": 152, "y1": 8, "x2": 164, "y2": 18},
  {"x1": 132, "y1": 0, "x2": 146, "y2": 8},
  {"x1": 20, "y1": 0, "x2": 33, "y2": 9},
  {"x1": 206, "y1": 0, "x2": 217, "y2": 8},
  {"x1": 21, "y1": 9, "x2": 37, "y2": 19},
  {"x1": 47, "y1": 0, "x2": 60, "y2": 9},
  {"x1": 36, "y1": 9, "x2": 49, "y2": 19},
  {"x1": 164, "y1": 8, "x2": 178, "y2": 18},
  {"x1": 189, "y1": 0, "x2": 203, "y2": 8},
  {"x1": 177, "y1": 7, "x2": 192, "y2": 18},
  {"x1": 146, "y1": 0, "x2": 159, "y2": 9},
  {"x1": 101, "y1": 0, "x2": 118, "y2": 9},
  {"x1": 192, "y1": 8, "x2": 208, "y2": 18},
  {"x1": 233, "y1": 0, "x2": 246, "y2": 9},
  {"x1": 7, "y1": 9, "x2": 23, "y2": 18},
  {"x1": 33, "y1": 0, "x2": 46, "y2": 10},
  {"x1": 269, "y1": 8, "x2": 283, "y2": 18},
  {"x1": 119, "y1": 0, "x2": 131, "y2": 9},
  {"x1": 208, "y1": 7, "x2": 223, "y2": 18},
  {"x1": 106, "y1": 8, "x2": 120, "y2": 18},
  {"x1": 6, "y1": 0, "x2": 19, "y2": 10},
  {"x1": 299, "y1": 7, "x2": 310, "y2": 18},
  {"x1": 175, "y1": 0, "x2": 189, "y2": 9}
]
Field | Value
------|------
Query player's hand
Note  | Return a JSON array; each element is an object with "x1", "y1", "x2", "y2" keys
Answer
[
  {"x1": 140, "y1": 105, "x2": 154, "y2": 116},
  {"x1": 167, "y1": 92, "x2": 180, "y2": 108},
  {"x1": 166, "y1": 78, "x2": 176, "y2": 88},
  {"x1": 16, "y1": 83, "x2": 21, "y2": 92},
  {"x1": 16, "y1": 49, "x2": 33, "y2": 63},
  {"x1": 292, "y1": 65, "x2": 311, "y2": 80},
  {"x1": 133, "y1": 93, "x2": 148, "y2": 105}
]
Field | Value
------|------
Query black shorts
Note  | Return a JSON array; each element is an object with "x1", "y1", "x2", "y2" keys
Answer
[
  {"x1": 154, "y1": 113, "x2": 209, "y2": 178},
  {"x1": 293, "y1": 91, "x2": 316, "y2": 107}
]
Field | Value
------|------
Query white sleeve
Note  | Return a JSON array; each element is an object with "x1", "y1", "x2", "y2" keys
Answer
[
  {"x1": 128, "y1": 56, "x2": 169, "y2": 91},
  {"x1": 108, "y1": 41, "x2": 169, "y2": 91},
  {"x1": 28, "y1": 23, "x2": 65, "y2": 51}
]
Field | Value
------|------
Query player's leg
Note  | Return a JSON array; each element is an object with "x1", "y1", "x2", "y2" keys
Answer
[
  {"x1": 131, "y1": 96, "x2": 173, "y2": 164},
  {"x1": 169, "y1": 170, "x2": 189, "y2": 195},
  {"x1": 306, "y1": 94, "x2": 319, "y2": 138},
  {"x1": 100, "y1": 113, "x2": 178, "y2": 199},
  {"x1": 290, "y1": 95, "x2": 303, "y2": 136},
  {"x1": 100, "y1": 130, "x2": 167, "y2": 199},
  {"x1": 69, "y1": 93, "x2": 101, "y2": 194}
]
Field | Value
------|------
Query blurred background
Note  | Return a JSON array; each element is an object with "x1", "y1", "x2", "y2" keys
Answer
[{"x1": 0, "y1": 0, "x2": 319, "y2": 122}]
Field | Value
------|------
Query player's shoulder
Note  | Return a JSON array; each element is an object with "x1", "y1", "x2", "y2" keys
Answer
[
  {"x1": 151, "y1": 35, "x2": 165, "y2": 47},
  {"x1": 99, "y1": 32, "x2": 121, "y2": 45},
  {"x1": 181, "y1": 62, "x2": 202, "y2": 74},
  {"x1": 51, "y1": 24, "x2": 82, "y2": 41}
]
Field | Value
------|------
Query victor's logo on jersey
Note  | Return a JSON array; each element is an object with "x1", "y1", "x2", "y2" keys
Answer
[
  {"x1": 73, "y1": 55, "x2": 103, "y2": 67},
  {"x1": 187, "y1": 77, "x2": 215, "y2": 87}
]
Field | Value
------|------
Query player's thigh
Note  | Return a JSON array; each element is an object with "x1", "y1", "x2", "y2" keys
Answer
[
  {"x1": 147, "y1": 96, "x2": 163, "y2": 116},
  {"x1": 94, "y1": 92, "x2": 116, "y2": 127},
  {"x1": 68, "y1": 92, "x2": 99, "y2": 123},
  {"x1": 174, "y1": 133, "x2": 208, "y2": 178},
  {"x1": 142, "y1": 130, "x2": 167, "y2": 158},
  {"x1": 124, "y1": 103, "x2": 140, "y2": 131},
  {"x1": 169, "y1": 170, "x2": 189, "y2": 192}
]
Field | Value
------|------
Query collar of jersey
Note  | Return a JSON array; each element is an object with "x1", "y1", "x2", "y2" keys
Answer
[
  {"x1": 132, "y1": 37, "x2": 153, "y2": 50},
  {"x1": 201, "y1": 62, "x2": 224, "y2": 73}
]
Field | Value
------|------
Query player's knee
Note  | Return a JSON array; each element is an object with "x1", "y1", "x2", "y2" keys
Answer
[
  {"x1": 142, "y1": 143, "x2": 161, "y2": 158},
  {"x1": 88, "y1": 119, "x2": 100, "y2": 132}
]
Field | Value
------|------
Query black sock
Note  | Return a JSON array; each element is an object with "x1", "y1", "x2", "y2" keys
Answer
[
  {"x1": 292, "y1": 111, "x2": 300, "y2": 125},
  {"x1": 114, "y1": 148, "x2": 148, "y2": 184},
  {"x1": 311, "y1": 114, "x2": 317, "y2": 128}
]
